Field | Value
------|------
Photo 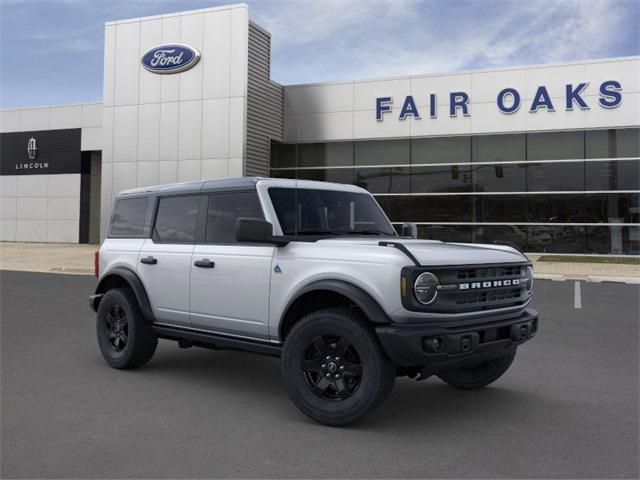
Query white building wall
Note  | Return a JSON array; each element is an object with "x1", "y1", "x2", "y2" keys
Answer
[
  {"x1": 0, "y1": 174, "x2": 81, "y2": 243},
  {"x1": 283, "y1": 57, "x2": 640, "y2": 143},
  {"x1": 0, "y1": 102, "x2": 102, "y2": 243},
  {"x1": 100, "y1": 4, "x2": 250, "y2": 238}
]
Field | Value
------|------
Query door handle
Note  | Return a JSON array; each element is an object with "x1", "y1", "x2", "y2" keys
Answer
[
  {"x1": 194, "y1": 259, "x2": 215, "y2": 268},
  {"x1": 140, "y1": 256, "x2": 158, "y2": 265}
]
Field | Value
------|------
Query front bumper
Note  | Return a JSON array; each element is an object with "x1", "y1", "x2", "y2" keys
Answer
[{"x1": 376, "y1": 308, "x2": 538, "y2": 371}]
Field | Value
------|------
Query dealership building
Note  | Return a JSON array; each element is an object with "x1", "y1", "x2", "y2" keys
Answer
[{"x1": 1, "y1": 3, "x2": 638, "y2": 254}]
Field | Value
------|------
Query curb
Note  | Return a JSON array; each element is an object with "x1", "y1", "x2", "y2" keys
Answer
[{"x1": 534, "y1": 273, "x2": 640, "y2": 284}]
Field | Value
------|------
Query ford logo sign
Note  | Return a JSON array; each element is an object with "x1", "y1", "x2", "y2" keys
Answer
[{"x1": 141, "y1": 44, "x2": 201, "y2": 74}]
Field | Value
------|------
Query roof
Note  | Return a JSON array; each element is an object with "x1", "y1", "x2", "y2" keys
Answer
[{"x1": 115, "y1": 177, "x2": 368, "y2": 197}]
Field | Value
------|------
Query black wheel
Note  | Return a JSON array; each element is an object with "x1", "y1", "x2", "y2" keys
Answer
[
  {"x1": 281, "y1": 308, "x2": 395, "y2": 427},
  {"x1": 96, "y1": 288, "x2": 157, "y2": 369},
  {"x1": 437, "y1": 352, "x2": 516, "y2": 390}
]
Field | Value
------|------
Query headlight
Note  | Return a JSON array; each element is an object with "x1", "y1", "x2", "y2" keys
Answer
[
  {"x1": 414, "y1": 272, "x2": 439, "y2": 305},
  {"x1": 526, "y1": 266, "x2": 534, "y2": 293}
]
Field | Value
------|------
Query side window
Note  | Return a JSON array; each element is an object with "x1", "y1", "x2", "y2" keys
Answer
[
  {"x1": 110, "y1": 197, "x2": 150, "y2": 237},
  {"x1": 205, "y1": 191, "x2": 263, "y2": 244},
  {"x1": 154, "y1": 195, "x2": 200, "y2": 244}
]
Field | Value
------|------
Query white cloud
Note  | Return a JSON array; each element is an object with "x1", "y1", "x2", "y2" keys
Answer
[{"x1": 253, "y1": 0, "x2": 634, "y2": 84}]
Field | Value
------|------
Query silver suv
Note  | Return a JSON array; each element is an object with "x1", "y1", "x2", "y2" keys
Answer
[{"x1": 90, "y1": 177, "x2": 538, "y2": 426}]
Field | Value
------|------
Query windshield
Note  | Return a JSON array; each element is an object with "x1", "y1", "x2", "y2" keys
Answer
[{"x1": 268, "y1": 187, "x2": 397, "y2": 237}]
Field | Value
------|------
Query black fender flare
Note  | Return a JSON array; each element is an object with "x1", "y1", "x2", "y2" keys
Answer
[
  {"x1": 94, "y1": 267, "x2": 155, "y2": 323},
  {"x1": 281, "y1": 279, "x2": 391, "y2": 333}
]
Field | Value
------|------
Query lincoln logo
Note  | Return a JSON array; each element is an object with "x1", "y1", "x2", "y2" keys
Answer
[
  {"x1": 141, "y1": 44, "x2": 200, "y2": 74},
  {"x1": 459, "y1": 279, "x2": 521, "y2": 290},
  {"x1": 27, "y1": 137, "x2": 38, "y2": 160}
]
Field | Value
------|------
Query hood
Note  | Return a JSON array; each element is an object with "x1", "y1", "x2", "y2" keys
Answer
[{"x1": 315, "y1": 238, "x2": 527, "y2": 266}]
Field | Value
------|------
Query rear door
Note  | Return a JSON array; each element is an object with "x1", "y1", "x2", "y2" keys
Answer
[
  {"x1": 137, "y1": 194, "x2": 202, "y2": 327},
  {"x1": 190, "y1": 190, "x2": 274, "y2": 340}
]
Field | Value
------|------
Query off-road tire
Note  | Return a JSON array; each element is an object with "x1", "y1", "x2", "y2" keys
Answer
[
  {"x1": 96, "y1": 288, "x2": 158, "y2": 369},
  {"x1": 437, "y1": 351, "x2": 516, "y2": 390},
  {"x1": 281, "y1": 308, "x2": 395, "y2": 427}
]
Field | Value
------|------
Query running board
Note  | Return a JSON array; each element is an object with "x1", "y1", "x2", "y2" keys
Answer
[{"x1": 152, "y1": 324, "x2": 282, "y2": 357}]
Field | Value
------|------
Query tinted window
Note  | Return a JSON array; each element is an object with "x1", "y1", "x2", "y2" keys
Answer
[
  {"x1": 269, "y1": 188, "x2": 395, "y2": 236},
  {"x1": 271, "y1": 142, "x2": 296, "y2": 168},
  {"x1": 585, "y1": 192, "x2": 640, "y2": 224},
  {"x1": 586, "y1": 226, "x2": 639, "y2": 255},
  {"x1": 412, "y1": 165, "x2": 473, "y2": 193},
  {"x1": 355, "y1": 139, "x2": 410, "y2": 166},
  {"x1": 296, "y1": 168, "x2": 355, "y2": 185},
  {"x1": 412, "y1": 137, "x2": 470, "y2": 164},
  {"x1": 418, "y1": 224, "x2": 473, "y2": 243},
  {"x1": 526, "y1": 194, "x2": 585, "y2": 223},
  {"x1": 585, "y1": 160, "x2": 640, "y2": 191},
  {"x1": 110, "y1": 197, "x2": 150, "y2": 237},
  {"x1": 472, "y1": 164, "x2": 526, "y2": 192},
  {"x1": 475, "y1": 194, "x2": 528, "y2": 223},
  {"x1": 472, "y1": 134, "x2": 525, "y2": 162},
  {"x1": 154, "y1": 195, "x2": 200, "y2": 243},
  {"x1": 376, "y1": 195, "x2": 473, "y2": 223},
  {"x1": 527, "y1": 131, "x2": 584, "y2": 160},
  {"x1": 297, "y1": 142, "x2": 354, "y2": 167},
  {"x1": 526, "y1": 161, "x2": 585, "y2": 191},
  {"x1": 354, "y1": 167, "x2": 411, "y2": 193},
  {"x1": 205, "y1": 191, "x2": 263, "y2": 244},
  {"x1": 585, "y1": 128, "x2": 640, "y2": 158}
]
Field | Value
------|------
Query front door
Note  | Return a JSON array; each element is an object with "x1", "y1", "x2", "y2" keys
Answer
[
  {"x1": 137, "y1": 194, "x2": 201, "y2": 327},
  {"x1": 189, "y1": 191, "x2": 274, "y2": 340}
]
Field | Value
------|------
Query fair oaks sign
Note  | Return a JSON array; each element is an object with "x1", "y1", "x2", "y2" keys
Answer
[{"x1": 375, "y1": 80, "x2": 623, "y2": 121}]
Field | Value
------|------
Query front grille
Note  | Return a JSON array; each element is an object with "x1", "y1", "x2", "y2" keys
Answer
[
  {"x1": 457, "y1": 265, "x2": 524, "y2": 281},
  {"x1": 402, "y1": 262, "x2": 532, "y2": 314},
  {"x1": 456, "y1": 287, "x2": 522, "y2": 306}
]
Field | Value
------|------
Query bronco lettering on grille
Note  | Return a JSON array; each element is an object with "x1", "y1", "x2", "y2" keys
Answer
[{"x1": 459, "y1": 279, "x2": 520, "y2": 290}]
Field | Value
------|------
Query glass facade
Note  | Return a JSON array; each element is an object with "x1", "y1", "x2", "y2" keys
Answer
[{"x1": 270, "y1": 128, "x2": 640, "y2": 254}]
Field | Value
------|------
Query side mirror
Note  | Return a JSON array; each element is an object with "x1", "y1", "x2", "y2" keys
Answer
[
  {"x1": 401, "y1": 222, "x2": 418, "y2": 239},
  {"x1": 236, "y1": 218, "x2": 288, "y2": 246}
]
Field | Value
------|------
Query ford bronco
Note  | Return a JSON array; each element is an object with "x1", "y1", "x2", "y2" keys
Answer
[{"x1": 90, "y1": 177, "x2": 538, "y2": 426}]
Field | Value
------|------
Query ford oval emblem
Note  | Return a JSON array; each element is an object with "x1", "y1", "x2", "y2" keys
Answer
[{"x1": 141, "y1": 44, "x2": 201, "y2": 74}]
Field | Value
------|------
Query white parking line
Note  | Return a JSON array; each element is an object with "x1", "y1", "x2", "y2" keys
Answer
[{"x1": 574, "y1": 281, "x2": 582, "y2": 309}]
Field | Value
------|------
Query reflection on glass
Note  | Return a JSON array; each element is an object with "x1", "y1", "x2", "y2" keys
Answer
[
  {"x1": 473, "y1": 134, "x2": 525, "y2": 162},
  {"x1": 354, "y1": 167, "x2": 410, "y2": 193},
  {"x1": 526, "y1": 162, "x2": 585, "y2": 191},
  {"x1": 412, "y1": 165, "x2": 473, "y2": 193},
  {"x1": 585, "y1": 128, "x2": 640, "y2": 158},
  {"x1": 586, "y1": 226, "x2": 640, "y2": 255},
  {"x1": 585, "y1": 193, "x2": 640, "y2": 224},
  {"x1": 412, "y1": 137, "x2": 471, "y2": 164},
  {"x1": 475, "y1": 195, "x2": 528, "y2": 223},
  {"x1": 526, "y1": 194, "x2": 585, "y2": 222},
  {"x1": 585, "y1": 160, "x2": 640, "y2": 191},
  {"x1": 472, "y1": 164, "x2": 526, "y2": 192},
  {"x1": 355, "y1": 139, "x2": 409, "y2": 166},
  {"x1": 527, "y1": 131, "x2": 584, "y2": 160}
]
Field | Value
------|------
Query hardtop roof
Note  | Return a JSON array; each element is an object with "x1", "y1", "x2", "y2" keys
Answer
[{"x1": 115, "y1": 177, "x2": 368, "y2": 197}]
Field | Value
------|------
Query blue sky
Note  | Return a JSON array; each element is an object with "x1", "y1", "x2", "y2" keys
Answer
[{"x1": 1, "y1": 0, "x2": 638, "y2": 108}]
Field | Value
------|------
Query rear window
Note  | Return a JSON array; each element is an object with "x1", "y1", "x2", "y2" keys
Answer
[
  {"x1": 153, "y1": 195, "x2": 200, "y2": 244},
  {"x1": 109, "y1": 197, "x2": 150, "y2": 237}
]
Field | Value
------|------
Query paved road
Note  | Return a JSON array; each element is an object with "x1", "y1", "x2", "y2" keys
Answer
[{"x1": 1, "y1": 270, "x2": 638, "y2": 479}]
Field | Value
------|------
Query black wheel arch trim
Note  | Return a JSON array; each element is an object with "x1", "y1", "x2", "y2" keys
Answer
[
  {"x1": 281, "y1": 279, "x2": 392, "y2": 336},
  {"x1": 92, "y1": 267, "x2": 155, "y2": 323}
]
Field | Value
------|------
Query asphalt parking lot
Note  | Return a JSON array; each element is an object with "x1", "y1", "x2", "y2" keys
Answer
[{"x1": 1, "y1": 270, "x2": 638, "y2": 479}]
